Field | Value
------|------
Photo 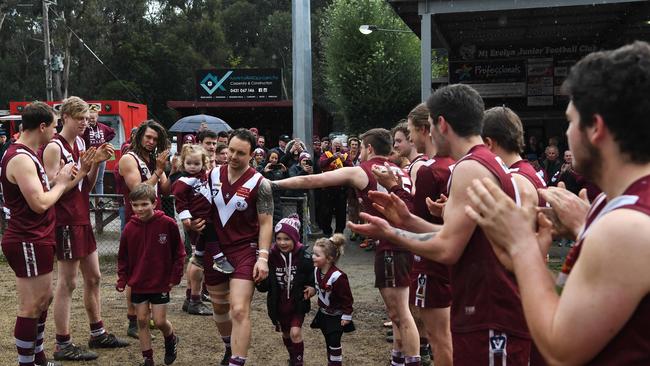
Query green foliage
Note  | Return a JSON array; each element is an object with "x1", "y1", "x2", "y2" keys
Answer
[{"x1": 320, "y1": 0, "x2": 420, "y2": 134}]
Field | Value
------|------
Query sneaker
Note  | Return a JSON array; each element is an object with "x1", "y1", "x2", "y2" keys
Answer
[
  {"x1": 187, "y1": 301, "x2": 213, "y2": 316},
  {"x1": 201, "y1": 289, "x2": 211, "y2": 303},
  {"x1": 220, "y1": 348, "x2": 232, "y2": 366},
  {"x1": 190, "y1": 254, "x2": 204, "y2": 269},
  {"x1": 88, "y1": 332, "x2": 130, "y2": 349},
  {"x1": 386, "y1": 334, "x2": 393, "y2": 343},
  {"x1": 383, "y1": 321, "x2": 392, "y2": 328},
  {"x1": 35, "y1": 362, "x2": 63, "y2": 366},
  {"x1": 52, "y1": 343, "x2": 98, "y2": 361},
  {"x1": 182, "y1": 298, "x2": 189, "y2": 312},
  {"x1": 140, "y1": 359, "x2": 154, "y2": 366},
  {"x1": 127, "y1": 323, "x2": 138, "y2": 339},
  {"x1": 164, "y1": 335, "x2": 179, "y2": 365},
  {"x1": 212, "y1": 256, "x2": 235, "y2": 274}
]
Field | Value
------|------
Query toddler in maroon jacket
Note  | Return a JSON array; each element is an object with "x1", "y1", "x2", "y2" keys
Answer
[
  {"x1": 310, "y1": 234, "x2": 355, "y2": 366},
  {"x1": 117, "y1": 183, "x2": 186, "y2": 366}
]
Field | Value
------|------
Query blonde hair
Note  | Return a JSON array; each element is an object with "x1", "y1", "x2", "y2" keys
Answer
[
  {"x1": 60, "y1": 96, "x2": 89, "y2": 119},
  {"x1": 180, "y1": 144, "x2": 210, "y2": 173},
  {"x1": 314, "y1": 233, "x2": 346, "y2": 263}
]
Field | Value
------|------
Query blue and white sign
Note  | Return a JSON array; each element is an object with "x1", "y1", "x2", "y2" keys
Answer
[{"x1": 196, "y1": 68, "x2": 282, "y2": 101}]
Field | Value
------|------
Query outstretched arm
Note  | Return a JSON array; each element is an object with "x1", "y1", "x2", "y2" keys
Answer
[{"x1": 271, "y1": 166, "x2": 366, "y2": 191}]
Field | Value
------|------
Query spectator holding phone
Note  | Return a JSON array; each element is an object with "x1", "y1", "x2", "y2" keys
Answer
[{"x1": 288, "y1": 153, "x2": 314, "y2": 197}]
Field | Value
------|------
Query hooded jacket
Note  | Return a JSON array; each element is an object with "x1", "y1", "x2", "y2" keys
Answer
[
  {"x1": 257, "y1": 242, "x2": 315, "y2": 326},
  {"x1": 117, "y1": 210, "x2": 186, "y2": 293}
]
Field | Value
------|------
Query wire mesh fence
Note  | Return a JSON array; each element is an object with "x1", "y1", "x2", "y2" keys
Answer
[{"x1": 0, "y1": 192, "x2": 313, "y2": 257}]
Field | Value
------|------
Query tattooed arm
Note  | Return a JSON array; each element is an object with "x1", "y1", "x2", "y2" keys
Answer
[{"x1": 254, "y1": 178, "x2": 273, "y2": 282}]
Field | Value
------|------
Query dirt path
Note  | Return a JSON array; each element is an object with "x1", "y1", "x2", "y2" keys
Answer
[{"x1": 0, "y1": 237, "x2": 392, "y2": 365}]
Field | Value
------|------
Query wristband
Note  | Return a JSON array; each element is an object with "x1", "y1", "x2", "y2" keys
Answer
[
  {"x1": 258, "y1": 257, "x2": 268, "y2": 262},
  {"x1": 154, "y1": 171, "x2": 161, "y2": 179},
  {"x1": 259, "y1": 249, "x2": 269, "y2": 254}
]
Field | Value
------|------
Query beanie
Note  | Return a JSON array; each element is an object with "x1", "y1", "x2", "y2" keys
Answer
[{"x1": 274, "y1": 214, "x2": 301, "y2": 245}]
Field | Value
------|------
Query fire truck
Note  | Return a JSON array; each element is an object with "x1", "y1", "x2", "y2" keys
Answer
[{"x1": 8, "y1": 100, "x2": 148, "y2": 171}]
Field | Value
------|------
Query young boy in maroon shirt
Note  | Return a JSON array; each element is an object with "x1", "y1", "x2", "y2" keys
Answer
[{"x1": 117, "y1": 183, "x2": 186, "y2": 366}]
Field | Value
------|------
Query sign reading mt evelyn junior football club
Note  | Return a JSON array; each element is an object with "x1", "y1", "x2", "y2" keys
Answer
[{"x1": 196, "y1": 68, "x2": 282, "y2": 101}]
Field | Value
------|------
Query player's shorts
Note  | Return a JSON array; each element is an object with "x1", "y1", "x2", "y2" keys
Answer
[
  {"x1": 374, "y1": 250, "x2": 412, "y2": 288},
  {"x1": 204, "y1": 241, "x2": 258, "y2": 286},
  {"x1": 55, "y1": 225, "x2": 97, "y2": 260},
  {"x1": 409, "y1": 272, "x2": 452, "y2": 309},
  {"x1": 1, "y1": 241, "x2": 55, "y2": 278},
  {"x1": 452, "y1": 330, "x2": 531, "y2": 366},
  {"x1": 278, "y1": 304, "x2": 305, "y2": 332},
  {"x1": 131, "y1": 292, "x2": 171, "y2": 305}
]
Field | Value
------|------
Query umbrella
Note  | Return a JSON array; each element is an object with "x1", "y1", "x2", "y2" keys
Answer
[{"x1": 168, "y1": 114, "x2": 232, "y2": 133}]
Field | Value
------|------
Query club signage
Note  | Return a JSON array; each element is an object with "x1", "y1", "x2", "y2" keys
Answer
[{"x1": 196, "y1": 68, "x2": 282, "y2": 101}]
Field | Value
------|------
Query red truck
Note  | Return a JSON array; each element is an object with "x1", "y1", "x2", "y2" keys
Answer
[{"x1": 8, "y1": 100, "x2": 148, "y2": 171}]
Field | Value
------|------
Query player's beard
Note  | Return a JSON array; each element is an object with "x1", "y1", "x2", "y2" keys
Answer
[{"x1": 572, "y1": 130, "x2": 602, "y2": 182}]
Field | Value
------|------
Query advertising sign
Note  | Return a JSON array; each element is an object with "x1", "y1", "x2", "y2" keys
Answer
[
  {"x1": 450, "y1": 60, "x2": 526, "y2": 98},
  {"x1": 196, "y1": 68, "x2": 282, "y2": 101}
]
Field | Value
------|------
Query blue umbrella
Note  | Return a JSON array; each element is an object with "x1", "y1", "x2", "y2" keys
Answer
[{"x1": 169, "y1": 114, "x2": 232, "y2": 133}]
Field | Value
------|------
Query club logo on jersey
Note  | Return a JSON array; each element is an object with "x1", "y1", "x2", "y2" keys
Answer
[
  {"x1": 384, "y1": 255, "x2": 393, "y2": 264},
  {"x1": 211, "y1": 182, "x2": 222, "y2": 197},
  {"x1": 274, "y1": 223, "x2": 283, "y2": 232},
  {"x1": 158, "y1": 234, "x2": 168, "y2": 244},
  {"x1": 489, "y1": 334, "x2": 507, "y2": 354},
  {"x1": 236, "y1": 187, "x2": 251, "y2": 199},
  {"x1": 235, "y1": 200, "x2": 248, "y2": 211}
]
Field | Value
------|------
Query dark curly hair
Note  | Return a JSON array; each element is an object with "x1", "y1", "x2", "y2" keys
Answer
[
  {"x1": 130, "y1": 120, "x2": 170, "y2": 160},
  {"x1": 563, "y1": 41, "x2": 650, "y2": 163},
  {"x1": 426, "y1": 84, "x2": 485, "y2": 138}
]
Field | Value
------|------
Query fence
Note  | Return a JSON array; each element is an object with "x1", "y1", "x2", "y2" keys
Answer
[{"x1": 0, "y1": 193, "x2": 312, "y2": 257}]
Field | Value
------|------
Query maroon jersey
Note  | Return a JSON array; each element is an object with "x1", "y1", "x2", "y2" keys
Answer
[
  {"x1": 172, "y1": 171, "x2": 212, "y2": 222},
  {"x1": 82, "y1": 122, "x2": 115, "y2": 148},
  {"x1": 315, "y1": 265, "x2": 353, "y2": 321},
  {"x1": 209, "y1": 165, "x2": 264, "y2": 248},
  {"x1": 45, "y1": 135, "x2": 92, "y2": 226},
  {"x1": 0, "y1": 144, "x2": 55, "y2": 245},
  {"x1": 117, "y1": 210, "x2": 186, "y2": 293},
  {"x1": 588, "y1": 175, "x2": 650, "y2": 364},
  {"x1": 406, "y1": 153, "x2": 427, "y2": 177},
  {"x1": 449, "y1": 144, "x2": 529, "y2": 338},
  {"x1": 411, "y1": 156, "x2": 455, "y2": 277},
  {"x1": 358, "y1": 157, "x2": 413, "y2": 251},
  {"x1": 510, "y1": 159, "x2": 547, "y2": 206},
  {"x1": 118, "y1": 152, "x2": 161, "y2": 219}
]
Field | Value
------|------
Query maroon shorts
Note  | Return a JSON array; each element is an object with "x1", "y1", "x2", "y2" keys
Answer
[
  {"x1": 55, "y1": 225, "x2": 97, "y2": 260},
  {"x1": 278, "y1": 299, "x2": 305, "y2": 332},
  {"x1": 2, "y1": 242, "x2": 55, "y2": 278},
  {"x1": 409, "y1": 272, "x2": 451, "y2": 308},
  {"x1": 452, "y1": 330, "x2": 531, "y2": 366},
  {"x1": 204, "y1": 242, "x2": 258, "y2": 286},
  {"x1": 374, "y1": 250, "x2": 412, "y2": 288}
]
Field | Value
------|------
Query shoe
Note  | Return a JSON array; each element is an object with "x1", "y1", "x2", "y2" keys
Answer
[
  {"x1": 201, "y1": 289, "x2": 211, "y2": 303},
  {"x1": 386, "y1": 330, "x2": 393, "y2": 337},
  {"x1": 35, "y1": 361, "x2": 63, "y2": 366},
  {"x1": 53, "y1": 343, "x2": 98, "y2": 361},
  {"x1": 220, "y1": 348, "x2": 232, "y2": 366},
  {"x1": 88, "y1": 332, "x2": 130, "y2": 348},
  {"x1": 386, "y1": 334, "x2": 393, "y2": 343},
  {"x1": 383, "y1": 321, "x2": 392, "y2": 328},
  {"x1": 164, "y1": 335, "x2": 179, "y2": 365},
  {"x1": 127, "y1": 323, "x2": 138, "y2": 339},
  {"x1": 187, "y1": 301, "x2": 213, "y2": 316},
  {"x1": 190, "y1": 254, "x2": 204, "y2": 269},
  {"x1": 213, "y1": 256, "x2": 235, "y2": 274},
  {"x1": 182, "y1": 298, "x2": 189, "y2": 312},
  {"x1": 140, "y1": 359, "x2": 154, "y2": 366}
]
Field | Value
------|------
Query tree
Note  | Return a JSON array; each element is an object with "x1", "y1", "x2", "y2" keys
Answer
[{"x1": 320, "y1": 0, "x2": 420, "y2": 133}]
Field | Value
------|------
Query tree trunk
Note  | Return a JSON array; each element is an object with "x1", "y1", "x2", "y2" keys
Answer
[{"x1": 63, "y1": 31, "x2": 72, "y2": 99}]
